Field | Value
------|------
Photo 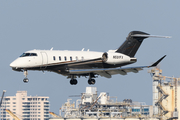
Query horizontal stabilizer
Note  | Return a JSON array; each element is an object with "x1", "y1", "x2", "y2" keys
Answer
[{"x1": 131, "y1": 34, "x2": 171, "y2": 38}]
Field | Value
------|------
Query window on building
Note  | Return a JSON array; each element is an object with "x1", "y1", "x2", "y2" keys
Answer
[
  {"x1": 44, "y1": 112, "x2": 49, "y2": 114},
  {"x1": 44, "y1": 109, "x2": 49, "y2": 111},
  {"x1": 44, "y1": 105, "x2": 49, "y2": 108},
  {"x1": 144, "y1": 108, "x2": 149, "y2": 112},
  {"x1": 59, "y1": 56, "x2": 61, "y2": 61},
  {"x1": 13, "y1": 98, "x2": 16, "y2": 100},
  {"x1": 22, "y1": 98, "x2": 25, "y2": 100},
  {"x1": 5, "y1": 98, "x2": 10, "y2": 101},
  {"x1": 28, "y1": 98, "x2": 32, "y2": 101},
  {"x1": 64, "y1": 56, "x2": 67, "y2": 61},
  {"x1": 53, "y1": 56, "x2": 56, "y2": 61},
  {"x1": 41, "y1": 98, "x2": 44, "y2": 101},
  {"x1": 13, "y1": 102, "x2": 16, "y2": 104},
  {"x1": 33, "y1": 98, "x2": 37, "y2": 101}
]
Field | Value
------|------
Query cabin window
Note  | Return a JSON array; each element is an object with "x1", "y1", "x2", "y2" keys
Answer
[
  {"x1": 64, "y1": 56, "x2": 67, "y2": 61},
  {"x1": 76, "y1": 56, "x2": 78, "y2": 61},
  {"x1": 81, "y1": 56, "x2": 84, "y2": 61},
  {"x1": 53, "y1": 56, "x2": 56, "y2": 61},
  {"x1": 59, "y1": 56, "x2": 61, "y2": 61},
  {"x1": 70, "y1": 57, "x2": 72, "y2": 61}
]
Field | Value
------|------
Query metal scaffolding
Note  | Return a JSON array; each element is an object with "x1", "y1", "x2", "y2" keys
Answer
[{"x1": 149, "y1": 67, "x2": 179, "y2": 120}]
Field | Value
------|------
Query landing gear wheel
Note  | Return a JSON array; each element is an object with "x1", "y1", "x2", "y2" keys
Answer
[
  {"x1": 88, "y1": 79, "x2": 91, "y2": 84},
  {"x1": 91, "y1": 79, "x2": 95, "y2": 85},
  {"x1": 88, "y1": 79, "x2": 96, "y2": 85},
  {"x1": 70, "y1": 79, "x2": 78, "y2": 85},
  {"x1": 74, "y1": 79, "x2": 77, "y2": 85},
  {"x1": 23, "y1": 78, "x2": 29, "y2": 83}
]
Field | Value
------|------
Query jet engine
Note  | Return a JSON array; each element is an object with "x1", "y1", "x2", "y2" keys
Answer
[{"x1": 102, "y1": 52, "x2": 133, "y2": 65}]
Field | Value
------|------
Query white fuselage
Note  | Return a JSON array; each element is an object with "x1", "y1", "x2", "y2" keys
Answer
[{"x1": 10, "y1": 49, "x2": 135, "y2": 73}]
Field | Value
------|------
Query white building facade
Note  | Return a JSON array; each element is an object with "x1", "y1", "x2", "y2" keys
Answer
[{"x1": 0, "y1": 91, "x2": 49, "y2": 120}]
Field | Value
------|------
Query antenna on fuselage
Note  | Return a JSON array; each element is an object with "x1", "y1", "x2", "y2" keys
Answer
[
  {"x1": 81, "y1": 48, "x2": 84, "y2": 51},
  {"x1": 50, "y1": 47, "x2": 53, "y2": 50}
]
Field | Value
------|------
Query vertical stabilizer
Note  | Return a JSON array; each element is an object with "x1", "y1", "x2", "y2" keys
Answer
[{"x1": 116, "y1": 31, "x2": 149, "y2": 57}]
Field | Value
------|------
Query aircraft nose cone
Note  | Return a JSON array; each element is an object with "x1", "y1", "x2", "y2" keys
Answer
[{"x1": 10, "y1": 61, "x2": 16, "y2": 68}]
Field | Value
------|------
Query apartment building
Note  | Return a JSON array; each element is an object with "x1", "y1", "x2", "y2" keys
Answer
[{"x1": 0, "y1": 91, "x2": 49, "y2": 120}]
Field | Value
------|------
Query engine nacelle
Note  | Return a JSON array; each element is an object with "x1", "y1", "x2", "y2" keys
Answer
[{"x1": 102, "y1": 52, "x2": 136, "y2": 65}]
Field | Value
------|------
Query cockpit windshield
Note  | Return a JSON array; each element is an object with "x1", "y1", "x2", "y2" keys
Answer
[{"x1": 20, "y1": 53, "x2": 37, "y2": 57}]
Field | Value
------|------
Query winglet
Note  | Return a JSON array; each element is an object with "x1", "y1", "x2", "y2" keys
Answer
[{"x1": 150, "y1": 55, "x2": 166, "y2": 67}]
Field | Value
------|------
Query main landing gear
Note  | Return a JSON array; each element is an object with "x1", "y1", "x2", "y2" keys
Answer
[
  {"x1": 70, "y1": 75, "x2": 78, "y2": 85},
  {"x1": 88, "y1": 73, "x2": 96, "y2": 85},
  {"x1": 23, "y1": 70, "x2": 29, "y2": 83},
  {"x1": 70, "y1": 79, "x2": 78, "y2": 85},
  {"x1": 69, "y1": 74, "x2": 96, "y2": 85},
  {"x1": 88, "y1": 79, "x2": 95, "y2": 85}
]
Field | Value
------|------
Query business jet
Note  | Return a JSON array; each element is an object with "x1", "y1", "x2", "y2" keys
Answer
[{"x1": 10, "y1": 31, "x2": 169, "y2": 85}]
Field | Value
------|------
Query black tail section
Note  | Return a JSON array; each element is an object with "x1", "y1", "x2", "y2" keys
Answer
[{"x1": 116, "y1": 31, "x2": 149, "y2": 57}]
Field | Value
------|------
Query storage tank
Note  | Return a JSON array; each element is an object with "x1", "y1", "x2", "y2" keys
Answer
[
  {"x1": 99, "y1": 92, "x2": 108, "y2": 104},
  {"x1": 82, "y1": 87, "x2": 97, "y2": 104}
]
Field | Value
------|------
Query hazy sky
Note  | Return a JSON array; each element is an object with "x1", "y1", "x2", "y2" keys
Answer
[{"x1": 0, "y1": 1, "x2": 180, "y2": 114}]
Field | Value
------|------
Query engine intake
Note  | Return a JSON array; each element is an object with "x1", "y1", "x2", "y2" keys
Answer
[{"x1": 102, "y1": 52, "x2": 108, "y2": 62}]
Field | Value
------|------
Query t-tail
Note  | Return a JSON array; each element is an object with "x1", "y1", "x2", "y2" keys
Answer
[{"x1": 116, "y1": 31, "x2": 170, "y2": 57}]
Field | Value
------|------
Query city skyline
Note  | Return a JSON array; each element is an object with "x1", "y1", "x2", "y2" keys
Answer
[
  {"x1": 1, "y1": 0, "x2": 180, "y2": 114},
  {"x1": 0, "y1": 91, "x2": 49, "y2": 120}
]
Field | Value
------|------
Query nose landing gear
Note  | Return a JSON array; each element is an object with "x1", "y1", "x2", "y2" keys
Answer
[
  {"x1": 23, "y1": 70, "x2": 29, "y2": 83},
  {"x1": 23, "y1": 78, "x2": 29, "y2": 83}
]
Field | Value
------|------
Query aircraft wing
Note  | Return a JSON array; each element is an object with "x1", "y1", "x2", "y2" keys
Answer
[{"x1": 69, "y1": 55, "x2": 166, "y2": 78}]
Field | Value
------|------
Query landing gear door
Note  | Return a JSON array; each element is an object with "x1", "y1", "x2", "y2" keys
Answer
[{"x1": 41, "y1": 52, "x2": 48, "y2": 69}]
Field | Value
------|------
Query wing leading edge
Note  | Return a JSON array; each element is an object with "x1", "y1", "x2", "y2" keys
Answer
[{"x1": 69, "y1": 55, "x2": 166, "y2": 78}]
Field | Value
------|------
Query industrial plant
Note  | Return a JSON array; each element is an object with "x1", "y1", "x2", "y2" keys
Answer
[{"x1": 0, "y1": 68, "x2": 180, "y2": 120}]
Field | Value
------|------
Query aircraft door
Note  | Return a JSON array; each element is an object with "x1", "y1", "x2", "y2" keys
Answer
[{"x1": 41, "y1": 52, "x2": 48, "y2": 68}]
